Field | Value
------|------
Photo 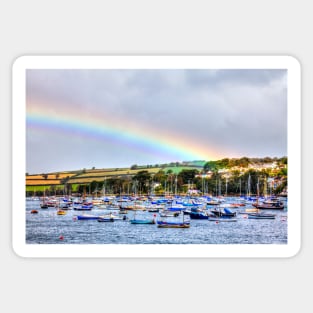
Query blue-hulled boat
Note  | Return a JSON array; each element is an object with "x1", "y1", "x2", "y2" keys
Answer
[
  {"x1": 73, "y1": 203, "x2": 93, "y2": 211},
  {"x1": 211, "y1": 207, "x2": 237, "y2": 217},
  {"x1": 189, "y1": 207, "x2": 210, "y2": 219},
  {"x1": 165, "y1": 204, "x2": 185, "y2": 212},
  {"x1": 75, "y1": 214, "x2": 99, "y2": 220}
]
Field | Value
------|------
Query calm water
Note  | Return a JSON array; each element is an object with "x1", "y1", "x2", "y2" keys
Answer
[{"x1": 26, "y1": 199, "x2": 288, "y2": 244}]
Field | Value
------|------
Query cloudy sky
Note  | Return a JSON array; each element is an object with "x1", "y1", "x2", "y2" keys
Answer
[{"x1": 26, "y1": 69, "x2": 287, "y2": 174}]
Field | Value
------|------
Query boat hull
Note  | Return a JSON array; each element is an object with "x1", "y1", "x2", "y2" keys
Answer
[
  {"x1": 157, "y1": 221, "x2": 190, "y2": 228},
  {"x1": 252, "y1": 201, "x2": 284, "y2": 210},
  {"x1": 130, "y1": 219, "x2": 155, "y2": 224},
  {"x1": 98, "y1": 214, "x2": 124, "y2": 221},
  {"x1": 76, "y1": 215, "x2": 99, "y2": 220},
  {"x1": 253, "y1": 205, "x2": 284, "y2": 210},
  {"x1": 189, "y1": 212, "x2": 209, "y2": 219},
  {"x1": 97, "y1": 217, "x2": 114, "y2": 222},
  {"x1": 208, "y1": 217, "x2": 237, "y2": 222},
  {"x1": 247, "y1": 213, "x2": 276, "y2": 219},
  {"x1": 73, "y1": 207, "x2": 93, "y2": 211},
  {"x1": 211, "y1": 210, "x2": 236, "y2": 217},
  {"x1": 157, "y1": 224, "x2": 190, "y2": 228}
]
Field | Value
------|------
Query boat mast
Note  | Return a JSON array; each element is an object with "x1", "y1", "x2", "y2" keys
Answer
[
  {"x1": 103, "y1": 177, "x2": 106, "y2": 197},
  {"x1": 256, "y1": 177, "x2": 260, "y2": 212},
  {"x1": 263, "y1": 176, "x2": 267, "y2": 197},
  {"x1": 225, "y1": 177, "x2": 228, "y2": 197},
  {"x1": 218, "y1": 179, "x2": 221, "y2": 197},
  {"x1": 247, "y1": 174, "x2": 251, "y2": 197},
  {"x1": 175, "y1": 175, "x2": 178, "y2": 196},
  {"x1": 215, "y1": 178, "x2": 218, "y2": 197}
]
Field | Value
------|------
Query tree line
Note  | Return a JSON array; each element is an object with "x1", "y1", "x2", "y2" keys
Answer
[
  {"x1": 68, "y1": 167, "x2": 286, "y2": 197},
  {"x1": 27, "y1": 157, "x2": 287, "y2": 197}
]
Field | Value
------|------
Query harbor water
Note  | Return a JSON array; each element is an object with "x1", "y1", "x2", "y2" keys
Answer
[{"x1": 25, "y1": 198, "x2": 288, "y2": 244}]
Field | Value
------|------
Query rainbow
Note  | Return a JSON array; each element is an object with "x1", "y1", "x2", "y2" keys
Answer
[{"x1": 26, "y1": 103, "x2": 220, "y2": 163}]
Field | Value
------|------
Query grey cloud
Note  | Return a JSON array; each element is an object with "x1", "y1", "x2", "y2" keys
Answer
[{"x1": 26, "y1": 69, "x2": 287, "y2": 173}]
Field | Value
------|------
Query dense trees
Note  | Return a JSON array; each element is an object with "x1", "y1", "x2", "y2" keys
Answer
[
  {"x1": 178, "y1": 169, "x2": 199, "y2": 185},
  {"x1": 132, "y1": 170, "x2": 152, "y2": 194},
  {"x1": 204, "y1": 157, "x2": 251, "y2": 171},
  {"x1": 203, "y1": 156, "x2": 287, "y2": 172}
]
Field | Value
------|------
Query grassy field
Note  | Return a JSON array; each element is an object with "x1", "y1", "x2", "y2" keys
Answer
[
  {"x1": 26, "y1": 165, "x2": 202, "y2": 188},
  {"x1": 76, "y1": 168, "x2": 161, "y2": 178},
  {"x1": 26, "y1": 172, "x2": 77, "y2": 186},
  {"x1": 27, "y1": 173, "x2": 76, "y2": 180},
  {"x1": 26, "y1": 179, "x2": 63, "y2": 185},
  {"x1": 163, "y1": 166, "x2": 202, "y2": 174},
  {"x1": 26, "y1": 185, "x2": 64, "y2": 192}
]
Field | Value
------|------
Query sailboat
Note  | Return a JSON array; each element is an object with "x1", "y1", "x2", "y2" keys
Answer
[
  {"x1": 247, "y1": 212, "x2": 276, "y2": 219},
  {"x1": 56, "y1": 198, "x2": 67, "y2": 215},
  {"x1": 247, "y1": 178, "x2": 276, "y2": 219},
  {"x1": 129, "y1": 211, "x2": 156, "y2": 224},
  {"x1": 57, "y1": 209, "x2": 66, "y2": 215},
  {"x1": 157, "y1": 211, "x2": 190, "y2": 228},
  {"x1": 208, "y1": 206, "x2": 237, "y2": 222},
  {"x1": 97, "y1": 212, "x2": 124, "y2": 222},
  {"x1": 189, "y1": 205, "x2": 210, "y2": 219},
  {"x1": 40, "y1": 188, "x2": 48, "y2": 209}
]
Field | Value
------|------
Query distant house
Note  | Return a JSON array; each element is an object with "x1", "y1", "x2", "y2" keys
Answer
[{"x1": 187, "y1": 189, "x2": 200, "y2": 195}]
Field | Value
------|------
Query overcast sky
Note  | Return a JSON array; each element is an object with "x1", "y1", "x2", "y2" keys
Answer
[{"x1": 26, "y1": 69, "x2": 287, "y2": 174}]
